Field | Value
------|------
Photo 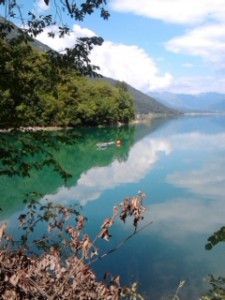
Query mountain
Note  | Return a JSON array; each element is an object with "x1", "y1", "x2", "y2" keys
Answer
[
  {"x1": 0, "y1": 15, "x2": 179, "y2": 116},
  {"x1": 0, "y1": 15, "x2": 52, "y2": 51},
  {"x1": 126, "y1": 82, "x2": 180, "y2": 115},
  {"x1": 150, "y1": 92, "x2": 225, "y2": 113},
  {"x1": 95, "y1": 78, "x2": 180, "y2": 115}
]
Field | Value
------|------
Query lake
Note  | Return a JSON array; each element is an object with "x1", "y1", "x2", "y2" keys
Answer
[{"x1": 1, "y1": 114, "x2": 225, "y2": 299}]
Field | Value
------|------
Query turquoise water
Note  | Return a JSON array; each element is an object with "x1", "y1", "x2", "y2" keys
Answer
[{"x1": 1, "y1": 115, "x2": 225, "y2": 299}]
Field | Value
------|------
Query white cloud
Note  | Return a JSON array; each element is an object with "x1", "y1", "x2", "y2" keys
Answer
[
  {"x1": 89, "y1": 41, "x2": 173, "y2": 92},
  {"x1": 110, "y1": 0, "x2": 225, "y2": 94},
  {"x1": 36, "y1": 26, "x2": 173, "y2": 92},
  {"x1": 34, "y1": 1, "x2": 225, "y2": 94},
  {"x1": 166, "y1": 22, "x2": 225, "y2": 69},
  {"x1": 36, "y1": 24, "x2": 225, "y2": 94},
  {"x1": 165, "y1": 75, "x2": 225, "y2": 94},
  {"x1": 110, "y1": 0, "x2": 225, "y2": 25},
  {"x1": 34, "y1": 0, "x2": 50, "y2": 12},
  {"x1": 36, "y1": 24, "x2": 96, "y2": 53}
]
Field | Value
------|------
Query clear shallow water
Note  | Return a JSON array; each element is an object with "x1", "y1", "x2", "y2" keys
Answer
[{"x1": 1, "y1": 115, "x2": 225, "y2": 299}]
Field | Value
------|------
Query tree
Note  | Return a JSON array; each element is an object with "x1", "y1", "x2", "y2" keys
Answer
[
  {"x1": 115, "y1": 82, "x2": 135, "y2": 124},
  {"x1": 0, "y1": 1, "x2": 109, "y2": 77},
  {"x1": 0, "y1": 36, "x2": 135, "y2": 128},
  {"x1": 0, "y1": 3, "x2": 144, "y2": 298},
  {"x1": 0, "y1": 1, "x2": 110, "y2": 31}
]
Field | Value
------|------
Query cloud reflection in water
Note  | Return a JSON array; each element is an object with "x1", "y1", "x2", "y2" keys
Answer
[{"x1": 45, "y1": 137, "x2": 171, "y2": 205}]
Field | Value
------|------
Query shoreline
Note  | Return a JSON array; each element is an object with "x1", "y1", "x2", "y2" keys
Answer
[{"x1": 1, "y1": 111, "x2": 225, "y2": 132}]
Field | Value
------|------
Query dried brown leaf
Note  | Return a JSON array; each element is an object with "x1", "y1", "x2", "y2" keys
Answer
[{"x1": 0, "y1": 223, "x2": 7, "y2": 241}]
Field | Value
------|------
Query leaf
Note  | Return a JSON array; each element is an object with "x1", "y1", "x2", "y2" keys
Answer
[
  {"x1": 9, "y1": 274, "x2": 19, "y2": 286},
  {"x1": 113, "y1": 275, "x2": 120, "y2": 285},
  {"x1": 0, "y1": 223, "x2": 7, "y2": 241},
  {"x1": 205, "y1": 243, "x2": 213, "y2": 250},
  {"x1": 120, "y1": 211, "x2": 127, "y2": 223},
  {"x1": 90, "y1": 249, "x2": 98, "y2": 258},
  {"x1": 18, "y1": 214, "x2": 26, "y2": 224},
  {"x1": 98, "y1": 228, "x2": 111, "y2": 241},
  {"x1": 101, "y1": 217, "x2": 114, "y2": 229}
]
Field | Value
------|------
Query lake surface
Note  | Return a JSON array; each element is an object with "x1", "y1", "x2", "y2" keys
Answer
[{"x1": 1, "y1": 114, "x2": 225, "y2": 299}]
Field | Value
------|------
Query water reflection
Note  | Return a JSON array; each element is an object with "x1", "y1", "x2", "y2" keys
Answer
[
  {"x1": 42, "y1": 115, "x2": 225, "y2": 299},
  {"x1": 1, "y1": 115, "x2": 225, "y2": 299},
  {"x1": 46, "y1": 137, "x2": 171, "y2": 206},
  {"x1": 167, "y1": 156, "x2": 225, "y2": 200},
  {"x1": 0, "y1": 125, "x2": 137, "y2": 216}
]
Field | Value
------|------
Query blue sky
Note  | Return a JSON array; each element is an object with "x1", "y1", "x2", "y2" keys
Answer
[{"x1": 1, "y1": 0, "x2": 225, "y2": 95}]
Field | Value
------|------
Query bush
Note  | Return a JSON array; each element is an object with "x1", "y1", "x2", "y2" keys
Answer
[{"x1": 0, "y1": 192, "x2": 148, "y2": 299}]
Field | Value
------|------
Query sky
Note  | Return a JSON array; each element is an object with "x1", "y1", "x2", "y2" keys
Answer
[{"x1": 1, "y1": 0, "x2": 225, "y2": 95}]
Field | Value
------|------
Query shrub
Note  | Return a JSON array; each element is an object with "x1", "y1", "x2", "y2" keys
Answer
[{"x1": 0, "y1": 192, "x2": 148, "y2": 299}]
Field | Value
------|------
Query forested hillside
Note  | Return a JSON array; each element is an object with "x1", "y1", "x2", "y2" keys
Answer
[
  {"x1": 0, "y1": 21, "x2": 135, "y2": 128},
  {"x1": 101, "y1": 77, "x2": 179, "y2": 114},
  {"x1": 0, "y1": 15, "x2": 180, "y2": 130}
]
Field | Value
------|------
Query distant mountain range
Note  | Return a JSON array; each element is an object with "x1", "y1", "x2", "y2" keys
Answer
[{"x1": 150, "y1": 92, "x2": 225, "y2": 113}]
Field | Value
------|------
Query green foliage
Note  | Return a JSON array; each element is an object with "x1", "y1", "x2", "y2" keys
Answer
[
  {"x1": 0, "y1": 2, "x2": 143, "y2": 299},
  {"x1": 200, "y1": 275, "x2": 225, "y2": 300},
  {"x1": 200, "y1": 227, "x2": 225, "y2": 299},
  {"x1": 0, "y1": 1, "x2": 110, "y2": 36},
  {"x1": 99, "y1": 77, "x2": 180, "y2": 115},
  {"x1": 0, "y1": 30, "x2": 135, "y2": 128},
  {"x1": 0, "y1": 1, "x2": 109, "y2": 80},
  {"x1": 205, "y1": 226, "x2": 225, "y2": 251}
]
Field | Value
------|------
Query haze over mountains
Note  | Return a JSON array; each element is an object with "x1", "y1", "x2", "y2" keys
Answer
[{"x1": 150, "y1": 92, "x2": 225, "y2": 113}]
